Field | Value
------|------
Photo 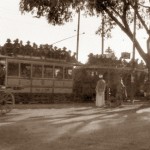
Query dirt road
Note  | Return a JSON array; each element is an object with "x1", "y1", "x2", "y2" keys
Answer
[{"x1": 0, "y1": 103, "x2": 150, "y2": 150}]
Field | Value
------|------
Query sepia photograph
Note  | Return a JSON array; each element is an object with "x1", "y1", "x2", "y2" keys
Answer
[{"x1": 0, "y1": 0, "x2": 150, "y2": 150}]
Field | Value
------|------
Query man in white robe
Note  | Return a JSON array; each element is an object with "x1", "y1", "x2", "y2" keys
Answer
[{"x1": 95, "y1": 74, "x2": 106, "y2": 107}]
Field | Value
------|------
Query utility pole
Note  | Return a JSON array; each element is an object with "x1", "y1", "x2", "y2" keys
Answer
[
  {"x1": 131, "y1": 0, "x2": 137, "y2": 103},
  {"x1": 101, "y1": 12, "x2": 104, "y2": 54},
  {"x1": 76, "y1": 8, "x2": 80, "y2": 61}
]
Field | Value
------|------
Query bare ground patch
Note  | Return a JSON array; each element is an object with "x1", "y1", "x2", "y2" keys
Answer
[{"x1": 0, "y1": 103, "x2": 150, "y2": 150}]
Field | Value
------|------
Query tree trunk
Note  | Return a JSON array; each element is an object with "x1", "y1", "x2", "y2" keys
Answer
[{"x1": 144, "y1": 55, "x2": 150, "y2": 98}]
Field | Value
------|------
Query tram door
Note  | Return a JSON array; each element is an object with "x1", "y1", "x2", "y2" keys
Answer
[{"x1": 19, "y1": 63, "x2": 32, "y2": 93}]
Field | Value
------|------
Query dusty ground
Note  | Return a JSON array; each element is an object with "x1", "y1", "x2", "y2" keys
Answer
[{"x1": 0, "y1": 102, "x2": 150, "y2": 150}]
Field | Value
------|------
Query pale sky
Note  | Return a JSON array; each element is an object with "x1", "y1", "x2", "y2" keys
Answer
[{"x1": 0, "y1": 0, "x2": 147, "y2": 63}]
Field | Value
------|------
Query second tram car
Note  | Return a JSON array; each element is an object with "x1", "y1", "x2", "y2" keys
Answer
[{"x1": 73, "y1": 64, "x2": 147, "y2": 102}]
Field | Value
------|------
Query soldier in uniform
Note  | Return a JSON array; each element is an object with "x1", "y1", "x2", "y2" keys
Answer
[
  {"x1": 48, "y1": 45, "x2": 53, "y2": 58},
  {"x1": 39, "y1": 44, "x2": 45, "y2": 58},
  {"x1": 32, "y1": 42, "x2": 38, "y2": 56},
  {"x1": 18, "y1": 40, "x2": 24, "y2": 55},
  {"x1": 53, "y1": 46, "x2": 58, "y2": 59},
  {"x1": 3, "y1": 39, "x2": 13, "y2": 56},
  {"x1": 66, "y1": 50, "x2": 71, "y2": 62},
  {"x1": 24, "y1": 41, "x2": 32, "y2": 56},
  {"x1": 13, "y1": 39, "x2": 20, "y2": 56},
  {"x1": 61, "y1": 47, "x2": 67, "y2": 60},
  {"x1": 43, "y1": 44, "x2": 49, "y2": 58},
  {"x1": 57, "y1": 48, "x2": 62, "y2": 59},
  {"x1": 71, "y1": 52, "x2": 77, "y2": 62}
]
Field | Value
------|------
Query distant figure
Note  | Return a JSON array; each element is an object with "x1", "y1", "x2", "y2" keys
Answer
[
  {"x1": 116, "y1": 77, "x2": 127, "y2": 106},
  {"x1": 95, "y1": 74, "x2": 106, "y2": 107},
  {"x1": 24, "y1": 41, "x2": 32, "y2": 56},
  {"x1": 4, "y1": 39, "x2": 13, "y2": 56},
  {"x1": 13, "y1": 39, "x2": 20, "y2": 56}
]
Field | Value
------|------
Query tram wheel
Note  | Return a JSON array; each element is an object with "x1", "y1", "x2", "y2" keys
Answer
[{"x1": 0, "y1": 91, "x2": 15, "y2": 115}]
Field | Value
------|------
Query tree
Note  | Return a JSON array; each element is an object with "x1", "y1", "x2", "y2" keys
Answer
[{"x1": 19, "y1": 1, "x2": 150, "y2": 78}]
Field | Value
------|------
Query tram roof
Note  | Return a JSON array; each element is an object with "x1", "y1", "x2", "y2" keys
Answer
[
  {"x1": 76, "y1": 64, "x2": 148, "y2": 73},
  {"x1": 0, "y1": 55, "x2": 81, "y2": 66}
]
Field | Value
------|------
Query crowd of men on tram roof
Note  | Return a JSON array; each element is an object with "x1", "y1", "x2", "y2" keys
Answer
[{"x1": 0, "y1": 39, "x2": 77, "y2": 62}]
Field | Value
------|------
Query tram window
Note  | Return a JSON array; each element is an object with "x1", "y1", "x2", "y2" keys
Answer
[
  {"x1": 32, "y1": 65, "x2": 42, "y2": 78},
  {"x1": 64, "y1": 67, "x2": 72, "y2": 79},
  {"x1": 91, "y1": 71, "x2": 94, "y2": 76},
  {"x1": 20, "y1": 63, "x2": 31, "y2": 78},
  {"x1": 91, "y1": 71, "x2": 98, "y2": 77},
  {"x1": 86, "y1": 70, "x2": 91, "y2": 76},
  {"x1": 44, "y1": 65, "x2": 53, "y2": 78},
  {"x1": 8, "y1": 62, "x2": 19, "y2": 76},
  {"x1": 54, "y1": 66, "x2": 63, "y2": 79}
]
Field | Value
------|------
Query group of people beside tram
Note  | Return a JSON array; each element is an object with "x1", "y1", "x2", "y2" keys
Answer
[
  {"x1": 95, "y1": 74, "x2": 127, "y2": 107},
  {"x1": 0, "y1": 39, "x2": 77, "y2": 62}
]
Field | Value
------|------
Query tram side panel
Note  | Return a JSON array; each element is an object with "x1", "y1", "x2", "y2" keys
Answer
[
  {"x1": 31, "y1": 79, "x2": 73, "y2": 94},
  {"x1": 31, "y1": 79, "x2": 53, "y2": 93},
  {"x1": 7, "y1": 77, "x2": 31, "y2": 93},
  {"x1": 5, "y1": 58, "x2": 74, "y2": 103},
  {"x1": 54, "y1": 80, "x2": 73, "y2": 93}
]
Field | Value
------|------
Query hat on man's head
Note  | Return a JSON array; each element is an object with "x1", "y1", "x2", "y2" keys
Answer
[
  {"x1": 99, "y1": 74, "x2": 103, "y2": 78},
  {"x1": 6, "y1": 39, "x2": 11, "y2": 43}
]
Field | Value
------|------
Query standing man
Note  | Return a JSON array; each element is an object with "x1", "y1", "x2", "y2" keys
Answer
[
  {"x1": 116, "y1": 77, "x2": 127, "y2": 106},
  {"x1": 95, "y1": 74, "x2": 106, "y2": 107}
]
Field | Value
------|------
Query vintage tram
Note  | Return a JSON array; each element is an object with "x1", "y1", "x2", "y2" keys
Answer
[
  {"x1": 0, "y1": 55, "x2": 75, "y2": 104},
  {"x1": 0, "y1": 53, "x2": 148, "y2": 105}
]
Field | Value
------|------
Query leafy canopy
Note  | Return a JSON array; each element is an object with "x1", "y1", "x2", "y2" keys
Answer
[{"x1": 20, "y1": 0, "x2": 150, "y2": 64}]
